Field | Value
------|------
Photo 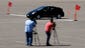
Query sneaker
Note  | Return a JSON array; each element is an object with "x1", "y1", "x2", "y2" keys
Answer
[
  {"x1": 29, "y1": 44, "x2": 33, "y2": 46},
  {"x1": 46, "y1": 44, "x2": 52, "y2": 46},
  {"x1": 26, "y1": 44, "x2": 33, "y2": 46}
]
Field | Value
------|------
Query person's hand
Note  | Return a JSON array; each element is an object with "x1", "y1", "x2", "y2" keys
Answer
[
  {"x1": 53, "y1": 27, "x2": 55, "y2": 30},
  {"x1": 53, "y1": 22, "x2": 56, "y2": 27}
]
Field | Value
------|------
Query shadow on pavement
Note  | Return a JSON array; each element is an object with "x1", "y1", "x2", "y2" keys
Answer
[{"x1": 29, "y1": 44, "x2": 71, "y2": 47}]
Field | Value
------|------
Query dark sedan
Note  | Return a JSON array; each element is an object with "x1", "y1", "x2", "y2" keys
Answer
[{"x1": 26, "y1": 6, "x2": 64, "y2": 19}]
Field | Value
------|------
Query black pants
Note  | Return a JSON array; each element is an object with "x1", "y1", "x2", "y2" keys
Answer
[{"x1": 46, "y1": 32, "x2": 51, "y2": 45}]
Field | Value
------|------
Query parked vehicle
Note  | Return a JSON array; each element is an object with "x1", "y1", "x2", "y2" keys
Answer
[{"x1": 26, "y1": 6, "x2": 64, "y2": 19}]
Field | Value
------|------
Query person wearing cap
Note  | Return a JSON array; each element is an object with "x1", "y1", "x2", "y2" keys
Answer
[
  {"x1": 25, "y1": 17, "x2": 37, "y2": 46},
  {"x1": 45, "y1": 19, "x2": 56, "y2": 46}
]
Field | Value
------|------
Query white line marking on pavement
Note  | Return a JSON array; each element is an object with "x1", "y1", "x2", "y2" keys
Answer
[
  {"x1": 9, "y1": 14, "x2": 26, "y2": 17},
  {"x1": 57, "y1": 19, "x2": 74, "y2": 22},
  {"x1": 16, "y1": 41, "x2": 25, "y2": 43}
]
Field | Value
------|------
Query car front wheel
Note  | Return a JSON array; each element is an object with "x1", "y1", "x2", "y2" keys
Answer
[
  {"x1": 36, "y1": 15, "x2": 41, "y2": 19},
  {"x1": 56, "y1": 15, "x2": 61, "y2": 19}
]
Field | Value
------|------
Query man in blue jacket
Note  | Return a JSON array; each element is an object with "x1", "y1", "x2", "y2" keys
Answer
[{"x1": 25, "y1": 17, "x2": 37, "y2": 46}]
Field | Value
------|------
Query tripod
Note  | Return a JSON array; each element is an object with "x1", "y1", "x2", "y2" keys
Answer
[
  {"x1": 33, "y1": 27, "x2": 41, "y2": 46},
  {"x1": 52, "y1": 22, "x2": 60, "y2": 45}
]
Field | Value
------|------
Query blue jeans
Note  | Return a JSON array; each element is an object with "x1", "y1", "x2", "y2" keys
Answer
[{"x1": 26, "y1": 32, "x2": 33, "y2": 45}]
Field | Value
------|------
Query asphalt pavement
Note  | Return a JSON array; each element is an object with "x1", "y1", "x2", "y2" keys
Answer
[{"x1": 0, "y1": 0, "x2": 85, "y2": 48}]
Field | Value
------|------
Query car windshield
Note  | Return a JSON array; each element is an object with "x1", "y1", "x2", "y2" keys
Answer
[{"x1": 35, "y1": 6, "x2": 45, "y2": 11}]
